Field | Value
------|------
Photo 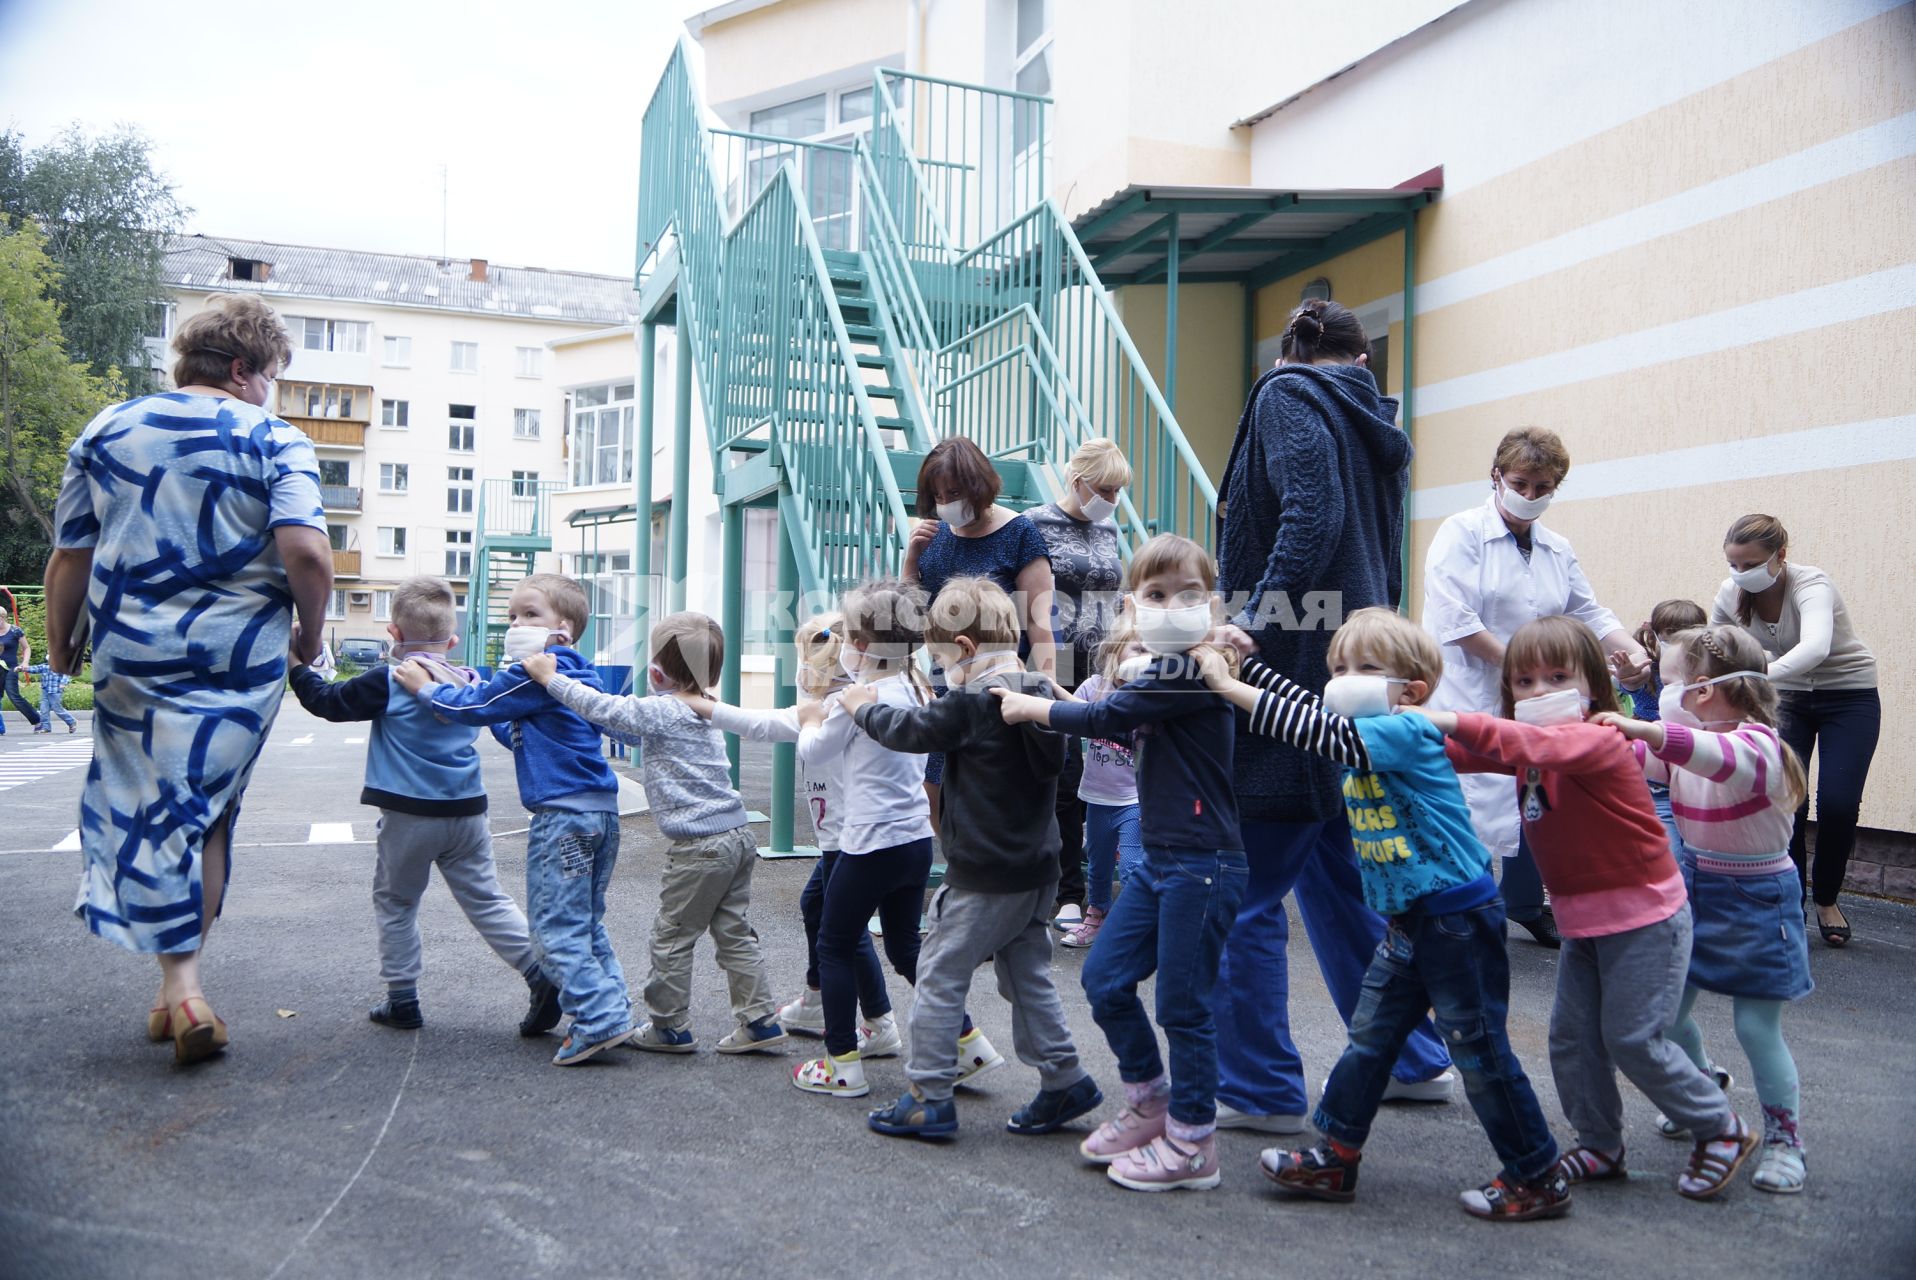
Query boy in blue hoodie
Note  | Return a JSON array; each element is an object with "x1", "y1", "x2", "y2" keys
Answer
[
  {"x1": 292, "y1": 577, "x2": 560, "y2": 1038},
  {"x1": 393, "y1": 573, "x2": 630, "y2": 1065}
]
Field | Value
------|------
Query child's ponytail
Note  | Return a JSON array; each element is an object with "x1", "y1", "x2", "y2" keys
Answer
[{"x1": 1678, "y1": 624, "x2": 1807, "y2": 809}]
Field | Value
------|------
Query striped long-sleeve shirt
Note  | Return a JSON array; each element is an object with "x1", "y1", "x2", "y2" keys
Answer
[{"x1": 1634, "y1": 721, "x2": 1795, "y2": 856}]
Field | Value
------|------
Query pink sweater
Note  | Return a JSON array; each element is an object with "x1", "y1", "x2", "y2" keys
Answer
[{"x1": 1633, "y1": 722, "x2": 1795, "y2": 856}]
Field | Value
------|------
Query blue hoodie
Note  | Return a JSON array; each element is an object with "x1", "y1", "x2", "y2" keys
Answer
[
  {"x1": 416, "y1": 647, "x2": 619, "y2": 812},
  {"x1": 291, "y1": 659, "x2": 487, "y2": 816}
]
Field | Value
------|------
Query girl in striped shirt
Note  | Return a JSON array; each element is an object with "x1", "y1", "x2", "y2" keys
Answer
[{"x1": 1595, "y1": 624, "x2": 1812, "y2": 1195}]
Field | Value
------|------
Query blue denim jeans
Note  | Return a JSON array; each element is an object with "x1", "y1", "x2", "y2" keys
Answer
[
  {"x1": 1315, "y1": 901, "x2": 1559, "y2": 1183},
  {"x1": 1218, "y1": 816, "x2": 1451, "y2": 1117},
  {"x1": 1083, "y1": 801, "x2": 1143, "y2": 912},
  {"x1": 1650, "y1": 785, "x2": 1685, "y2": 859},
  {"x1": 525, "y1": 808, "x2": 629, "y2": 1040},
  {"x1": 1081, "y1": 845, "x2": 1248, "y2": 1127}
]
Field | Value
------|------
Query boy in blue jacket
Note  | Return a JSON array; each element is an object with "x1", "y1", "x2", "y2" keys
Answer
[
  {"x1": 394, "y1": 573, "x2": 630, "y2": 1065},
  {"x1": 292, "y1": 577, "x2": 559, "y2": 1038}
]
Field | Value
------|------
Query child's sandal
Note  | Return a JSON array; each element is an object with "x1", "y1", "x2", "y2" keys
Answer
[
  {"x1": 1555, "y1": 1146, "x2": 1626, "y2": 1183},
  {"x1": 1676, "y1": 1118, "x2": 1757, "y2": 1200},
  {"x1": 1751, "y1": 1144, "x2": 1806, "y2": 1194}
]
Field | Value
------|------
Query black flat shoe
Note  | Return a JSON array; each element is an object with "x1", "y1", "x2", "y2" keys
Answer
[
  {"x1": 1816, "y1": 910, "x2": 1852, "y2": 948},
  {"x1": 1516, "y1": 909, "x2": 1562, "y2": 949}
]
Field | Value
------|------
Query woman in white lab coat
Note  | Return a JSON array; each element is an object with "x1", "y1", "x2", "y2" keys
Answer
[{"x1": 1422, "y1": 426, "x2": 1651, "y2": 946}]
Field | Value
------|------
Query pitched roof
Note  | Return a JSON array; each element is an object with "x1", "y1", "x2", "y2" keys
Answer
[{"x1": 164, "y1": 233, "x2": 639, "y2": 326}]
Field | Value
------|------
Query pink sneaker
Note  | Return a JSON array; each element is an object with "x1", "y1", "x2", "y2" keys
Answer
[
  {"x1": 1061, "y1": 906, "x2": 1107, "y2": 950},
  {"x1": 1107, "y1": 1134, "x2": 1222, "y2": 1192},
  {"x1": 1078, "y1": 1100, "x2": 1167, "y2": 1164}
]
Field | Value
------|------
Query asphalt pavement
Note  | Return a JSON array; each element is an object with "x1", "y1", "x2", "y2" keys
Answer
[{"x1": 1, "y1": 706, "x2": 1912, "y2": 1279}]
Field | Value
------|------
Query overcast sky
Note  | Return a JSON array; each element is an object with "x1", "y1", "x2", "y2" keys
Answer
[{"x1": 0, "y1": 0, "x2": 697, "y2": 277}]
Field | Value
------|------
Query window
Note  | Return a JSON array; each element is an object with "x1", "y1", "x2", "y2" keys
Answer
[
  {"x1": 378, "y1": 463, "x2": 409, "y2": 494},
  {"x1": 145, "y1": 301, "x2": 175, "y2": 340},
  {"x1": 577, "y1": 550, "x2": 635, "y2": 664},
  {"x1": 452, "y1": 590, "x2": 467, "y2": 613},
  {"x1": 515, "y1": 346, "x2": 543, "y2": 378},
  {"x1": 326, "y1": 524, "x2": 348, "y2": 552},
  {"x1": 383, "y1": 335, "x2": 411, "y2": 366},
  {"x1": 228, "y1": 257, "x2": 271, "y2": 282},
  {"x1": 511, "y1": 469, "x2": 540, "y2": 497},
  {"x1": 448, "y1": 422, "x2": 475, "y2": 452},
  {"x1": 513, "y1": 408, "x2": 541, "y2": 439},
  {"x1": 567, "y1": 382, "x2": 636, "y2": 487},
  {"x1": 374, "y1": 590, "x2": 393, "y2": 622},
  {"x1": 317, "y1": 459, "x2": 350, "y2": 487},
  {"x1": 447, "y1": 467, "x2": 474, "y2": 514},
  {"x1": 327, "y1": 588, "x2": 347, "y2": 619},
  {"x1": 295, "y1": 384, "x2": 360, "y2": 419},
  {"x1": 1013, "y1": 0, "x2": 1051, "y2": 153},
  {"x1": 838, "y1": 85, "x2": 873, "y2": 123},
  {"x1": 750, "y1": 94, "x2": 827, "y2": 139},
  {"x1": 377, "y1": 526, "x2": 407, "y2": 557},
  {"x1": 290, "y1": 316, "x2": 369, "y2": 354},
  {"x1": 450, "y1": 341, "x2": 479, "y2": 373},
  {"x1": 445, "y1": 529, "x2": 473, "y2": 578},
  {"x1": 380, "y1": 399, "x2": 409, "y2": 429}
]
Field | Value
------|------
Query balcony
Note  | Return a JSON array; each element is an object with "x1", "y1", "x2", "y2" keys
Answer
[
  {"x1": 296, "y1": 419, "x2": 368, "y2": 449},
  {"x1": 320, "y1": 484, "x2": 362, "y2": 512},
  {"x1": 332, "y1": 549, "x2": 361, "y2": 578},
  {"x1": 280, "y1": 381, "x2": 373, "y2": 450}
]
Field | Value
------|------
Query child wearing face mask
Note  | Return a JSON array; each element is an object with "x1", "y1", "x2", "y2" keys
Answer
[
  {"x1": 792, "y1": 578, "x2": 1004, "y2": 1100},
  {"x1": 1060, "y1": 616, "x2": 1145, "y2": 951},
  {"x1": 839, "y1": 576, "x2": 1102, "y2": 1140},
  {"x1": 1406, "y1": 616, "x2": 1758, "y2": 1203},
  {"x1": 1190, "y1": 608, "x2": 1565, "y2": 1221},
  {"x1": 290, "y1": 576, "x2": 559, "y2": 1040},
  {"x1": 393, "y1": 573, "x2": 631, "y2": 1066},
  {"x1": 521, "y1": 611, "x2": 786, "y2": 1057},
  {"x1": 994, "y1": 534, "x2": 1243, "y2": 1193},
  {"x1": 686, "y1": 614, "x2": 903, "y2": 1059},
  {"x1": 1627, "y1": 600, "x2": 1709, "y2": 855},
  {"x1": 1595, "y1": 625, "x2": 1813, "y2": 1195}
]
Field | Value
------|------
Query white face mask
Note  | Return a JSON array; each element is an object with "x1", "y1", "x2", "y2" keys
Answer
[
  {"x1": 1322, "y1": 674, "x2": 1404, "y2": 720},
  {"x1": 1660, "y1": 670, "x2": 1768, "y2": 728},
  {"x1": 936, "y1": 499, "x2": 975, "y2": 529},
  {"x1": 1512, "y1": 687, "x2": 1588, "y2": 727},
  {"x1": 1496, "y1": 475, "x2": 1552, "y2": 522},
  {"x1": 1728, "y1": 558, "x2": 1779, "y2": 593},
  {"x1": 1133, "y1": 601, "x2": 1213, "y2": 656},
  {"x1": 502, "y1": 625, "x2": 567, "y2": 663},
  {"x1": 1076, "y1": 482, "x2": 1118, "y2": 524}
]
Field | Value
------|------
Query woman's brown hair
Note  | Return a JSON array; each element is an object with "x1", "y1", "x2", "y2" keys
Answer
[
  {"x1": 1279, "y1": 298, "x2": 1368, "y2": 365},
  {"x1": 1492, "y1": 427, "x2": 1570, "y2": 487},
  {"x1": 915, "y1": 437, "x2": 1001, "y2": 520},
  {"x1": 1499, "y1": 616, "x2": 1622, "y2": 719},
  {"x1": 1724, "y1": 513, "x2": 1789, "y2": 627},
  {"x1": 171, "y1": 294, "x2": 293, "y2": 389},
  {"x1": 1671, "y1": 624, "x2": 1807, "y2": 808}
]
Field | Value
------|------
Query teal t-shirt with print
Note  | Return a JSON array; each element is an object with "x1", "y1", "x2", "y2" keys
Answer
[{"x1": 1341, "y1": 713, "x2": 1493, "y2": 916}]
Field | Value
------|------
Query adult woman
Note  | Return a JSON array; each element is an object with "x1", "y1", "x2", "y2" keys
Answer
[
  {"x1": 1212, "y1": 299, "x2": 1451, "y2": 1134},
  {"x1": 903, "y1": 437, "x2": 1056, "y2": 833},
  {"x1": 1022, "y1": 437, "x2": 1131, "y2": 930},
  {"x1": 1713, "y1": 514, "x2": 1879, "y2": 947},
  {"x1": 42, "y1": 294, "x2": 333, "y2": 1063},
  {"x1": 0, "y1": 603, "x2": 41, "y2": 732},
  {"x1": 1422, "y1": 426, "x2": 1651, "y2": 946}
]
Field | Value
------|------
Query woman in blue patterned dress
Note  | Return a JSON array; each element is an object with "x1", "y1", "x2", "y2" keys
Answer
[{"x1": 41, "y1": 294, "x2": 335, "y2": 1064}]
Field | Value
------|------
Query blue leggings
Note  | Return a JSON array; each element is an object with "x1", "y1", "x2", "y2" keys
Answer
[{"x1": 1668, "y1": 989, "x2": 1802, "y2": 1149}]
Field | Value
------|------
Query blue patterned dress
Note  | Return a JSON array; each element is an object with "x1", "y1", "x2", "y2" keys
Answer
[{"x1": 55, "y1": 392, "x2": 327, "y2": 954}]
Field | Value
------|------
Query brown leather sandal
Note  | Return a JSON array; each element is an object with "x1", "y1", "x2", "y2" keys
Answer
[
  {"x1": 1677, "y1": 1118, "x2": 1757, "y2": 1200},
  {"x1": 1556, "y1": 1146, "x2": 1626, "y2": 1183}
]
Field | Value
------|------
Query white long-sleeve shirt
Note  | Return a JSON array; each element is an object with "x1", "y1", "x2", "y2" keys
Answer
[
  {"x1": 1710, "y1": 563, "x2": 1877, "y2": 692},
  {"x1": 711, "y1": 702, "x2": 845, "y2": 852},
  {"x1": 797, "y1": 674, "x2": 932, "y2": 856}
]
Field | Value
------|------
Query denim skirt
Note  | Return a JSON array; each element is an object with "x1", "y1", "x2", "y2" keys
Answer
[{"x1": 1679, "y1": 851, "x2": 1814, "y2": 1001}]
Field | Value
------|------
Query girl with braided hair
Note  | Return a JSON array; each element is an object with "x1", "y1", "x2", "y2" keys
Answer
[{"x1": 1595, "y1": 624, "x2": 1813, "y2": 1195}]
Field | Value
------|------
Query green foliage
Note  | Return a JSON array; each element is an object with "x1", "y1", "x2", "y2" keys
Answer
[{"x1": 0, "y1": 224, "x2": 115, "y2": 579}]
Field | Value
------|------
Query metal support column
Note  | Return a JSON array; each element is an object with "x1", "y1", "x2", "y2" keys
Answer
[
  {"x1": 1162, "y1": 212, "x2": 1179, "y2": 528},
  {"x1": 633, "y1": 321, "x2": 657, "y2": 671},
  {"x1": 1398, "y1": 213, "x2": 1417, "y2": 616},
  {"x1": 766, "y1": 509, "x2": 800, "y2": 855},
  {"x1": 669, "y1": 317, "x2": 693, "y2": 612},
  {"x1": 719, "y1": 500, "x2": 744, "y2": 784}
]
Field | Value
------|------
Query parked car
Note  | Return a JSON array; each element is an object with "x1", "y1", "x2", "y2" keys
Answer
[{"x1": 337, "y1": 638, "x2": 391, "y2": 667}]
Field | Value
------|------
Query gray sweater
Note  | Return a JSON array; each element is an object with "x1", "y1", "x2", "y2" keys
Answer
[{"x1": 543, "y1": 674, "x2": 749, "y2": 839}]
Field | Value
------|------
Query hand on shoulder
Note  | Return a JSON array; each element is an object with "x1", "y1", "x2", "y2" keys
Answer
[{"x1": 520, "y1": 652, "x2": 558, "y2": 685}]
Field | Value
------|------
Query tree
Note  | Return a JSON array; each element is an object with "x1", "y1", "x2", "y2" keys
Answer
[
  {"x1": 0, "y1": 125, "x2": 187, "y2": 395},
  {"x1": 0, "y1": 223, "x2": 114, "y2": 580}
]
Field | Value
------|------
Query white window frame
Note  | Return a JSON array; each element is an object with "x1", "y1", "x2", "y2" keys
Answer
[
  {"x1": 327, "y1": 588, "x2": 347, "y2": 619},
  {"x1": 326, "y1": 523, "x2": 349, "y2": 552},
  {"x1": 739, "y1": 86, "x2": 874, "y2": 245},
  {"x1": 510, "y1": 469, "x2": 540, "y2": 498},
  {"x1": 446, "y1": 467, "x2": 474, "y2": 515},
  {"x1": 146, "y1": 301, "x2": 175, "y2": 341},
  {"x1": 514, "y1": 346, "x2": 543, "y2": 378},
  {"x1": 448, "y1": 422, "x2": 475, "y2": 452},
  {"x1": 444, "y1": 528, "x2": 474, "y2": 578},
  {"x1": 376, "y1": 526, "x2": 407, "y2": 557},
  {"x1": 290, "y1": 316, "x2": 369, "y2": 354},
  {"x1": 1011, "y1": 0, "x2": 1052, "y2": 163},
  {"x1": 450, "y1": 341, "x2": 479, "y2": 373},
  {"x1": 380, "y1": 398, "x2": 409, "y2": 429},
  {"x1": 373, "y1": 590, "x2": 393, "y2": 622},
  {"x1": 513, "y1": 408, "x2": 541, "y2": 439},
  {"x1": 567, "y1": 382, "x2": 636, "y2": 488},
  {"x1": 382, "y1": 335, "x2": 411, "y2": 367},
  {"x1": 378, "y1": 462, "x2": 409, "y2": 494}
]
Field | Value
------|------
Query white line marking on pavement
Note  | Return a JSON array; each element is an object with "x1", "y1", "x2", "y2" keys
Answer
[
  {"x1": 0, "y1": 737, "x2": 95, "y2": 791},
  {"x1": 265, "y1": 1030, "x2": 420, "y2": 1280},
  {"x1": 308, "y1": 822, "x2": 356, "y2": 844},
  {"x1": 289, "y1": 734, "x2": 315, "y2": 746},
  {"x1": 344, "y1": 737, "x2": 366, "y2": 745},
  {"x1": 52, "y1": 830, "x2": 81, "y2": 851}
]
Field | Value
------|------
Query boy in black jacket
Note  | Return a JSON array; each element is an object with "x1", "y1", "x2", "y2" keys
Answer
[{"x1": 841, "y1": 576, "x2": 1102, "y2": 1141}]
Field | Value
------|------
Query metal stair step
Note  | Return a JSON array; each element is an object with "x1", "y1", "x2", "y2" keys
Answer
[{"x1": 854, "y1": 353, "x2": 891, "y2": 369}]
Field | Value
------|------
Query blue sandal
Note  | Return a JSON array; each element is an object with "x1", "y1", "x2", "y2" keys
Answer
[{"x1": 868, "y1": 1090, "x2": 958, "y2": 1140}]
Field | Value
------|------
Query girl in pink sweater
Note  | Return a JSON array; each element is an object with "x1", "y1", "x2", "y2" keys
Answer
[
  {"x1": 1595, "y1": 625, "x2": 1811, "y2": 1195},
  {"x1": 1409, "y1": 616, "x2": 1756, "y2": 1203}
]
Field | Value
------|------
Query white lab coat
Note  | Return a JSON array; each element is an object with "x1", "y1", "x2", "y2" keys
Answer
[{"x1": 1421, "y1": 494, "x2": 1624, "y2": 856}]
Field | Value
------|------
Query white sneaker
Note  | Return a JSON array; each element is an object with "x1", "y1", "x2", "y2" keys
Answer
[
  {"x1": 954, "y1": 1028, "x2": 1005, "y2": 1086},
  {"x1": 1052, "y1": 904, "x2": 1084, "y2": 931},
  {"x1": 1214, "y1": 1103, "x2": 1306, "y2": 1134},
  {"x1": 858, "y1": 1013, "x2": 903, "y2": 1058},
  {"x1": 777, "y1": 988, "x2": 826, "y2": 1037},
  {"x1": 791, "y1": 1050, "x2": 868, "y2": 1098},
  {"x1": 1382, "y1": 1069, "x2": 1456, "y2": 1104}
]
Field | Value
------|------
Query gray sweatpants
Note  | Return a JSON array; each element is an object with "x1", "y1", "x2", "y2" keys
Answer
[
  {"x1": 908, "y1": 881, "x2": 1088, "y2": 1103},
  {"x1": 1549, "y1": 907, "x2": 1731, "y2": 1150},
  {"x1": 642, "y1": 825, "x2": 776, "y2": 1029},
  {"x1": 374, "y1": 811, "x2": 536, "y2": 987}
]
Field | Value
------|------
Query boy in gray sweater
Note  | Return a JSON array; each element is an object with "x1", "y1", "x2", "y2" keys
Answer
[
  {"x1": 841, "y1": 577, "x2": 1102, "y2": 1139},
  {"x1": 521, "y1": 612, "x2": 785, "y2": 1055}
]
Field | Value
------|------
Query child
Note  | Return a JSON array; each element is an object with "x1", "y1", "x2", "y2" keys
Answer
[
  {"x1": 841, "y1": 576, "x2": 1103, "y2": 1139},
  {"x1": 792, "y1": 578, "x2": 1003, "y2": 1099},
  {"x1": 392, "y1": 573, "x2": 630, "y2": 1066},
  {"x1": 1624, "y1": 599, "x2": 1709, "y2": 855},
  {"x1": 1407, "y1": 615, "x2": 1758, "y2": 1201},
  {"x1": 994, "y1": 533, "x2": 1242, "y2": 1193},
  {"x1": 691, "y1": 614, "x2": 903, "y2": 1058},
  {"x1": 290, "y1": 578, "x2": 558, "y2": 1036},
  {"x1": 1193, "y1": 608, "x2": 1566, "y2": 1221},
  {"x1": 1060, "y1": 618, "x2": 1143, "y2": 950},
  {"x1": 24, "y1": 663, "x2": 79, "y2": 733},
  {"x1": 1595, "y1": 624, "x2": 1813, "y2": 1194},
  {"x1": 523, "y1": 612, "x2": 785, "y2": 1056}
]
